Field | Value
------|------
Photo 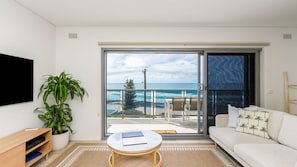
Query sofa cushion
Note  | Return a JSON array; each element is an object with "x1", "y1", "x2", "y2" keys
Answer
[
  {"x1": 245, "y1": 105, "x2": 259, "y2": 111},
  {"x1": 234, "y1": 144, "x2": 297, "y2": 167},
  {"x1": 258, "y1": 107, "x2": 286, "y2": 141},
  {"x1": 278, "y1": 114, "x2": 297, "y2": 150},
  {"x1": 236, "y1": 109, "x2": 270, "y2": 138},
  {"x1": 227, "y1": 105, "x2": 258, "y2": 128},
  {"x1": 209, "y1": 127, "x2": 276, "y2": 151},
  {"x1": 215, "y1": 114, "x2": 229, "y2": 127},
  {"x1": 227, "y1": 104, "x2": 239, "y2": 128}
]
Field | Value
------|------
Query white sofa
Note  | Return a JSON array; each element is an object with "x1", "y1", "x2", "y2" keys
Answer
[{"x1": 209, "y1": 106, "x2": 297, "y2": 167}]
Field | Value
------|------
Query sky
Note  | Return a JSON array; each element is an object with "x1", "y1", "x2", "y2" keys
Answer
[{"x1": 106, "y1": 52, "x2": 199, "y2": 83}]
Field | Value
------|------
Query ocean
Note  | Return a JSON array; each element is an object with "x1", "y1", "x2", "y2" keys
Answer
[{"x1": 107, "y1": 83, "x2": 199, "y2": 104}]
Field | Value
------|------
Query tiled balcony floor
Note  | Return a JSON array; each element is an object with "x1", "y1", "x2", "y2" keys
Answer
[{"x1": 107, "y1": 117, "x2": 202, "y2": 134}]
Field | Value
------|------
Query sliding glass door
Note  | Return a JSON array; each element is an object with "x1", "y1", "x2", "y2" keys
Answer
[{"x1": 102, "y1": 49, "x2": 205, "y2": 137}]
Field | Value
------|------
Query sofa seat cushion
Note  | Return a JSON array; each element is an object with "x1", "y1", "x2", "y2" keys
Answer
[
  {"x1": 209, "y1": 127, "x2": 276, "y2": 151},
  {"x1": 234, "y1": 144, "x2": 297, "y2": 167}
]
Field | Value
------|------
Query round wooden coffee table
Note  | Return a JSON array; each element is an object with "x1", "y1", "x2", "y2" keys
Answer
[{"x1": 107, "y1": 130, "x2": 162, "y2": 167}]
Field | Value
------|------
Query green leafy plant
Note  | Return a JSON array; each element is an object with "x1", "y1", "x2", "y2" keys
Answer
[{"x1": 34, "y1": 72, "x2": 88, "y2": 135}]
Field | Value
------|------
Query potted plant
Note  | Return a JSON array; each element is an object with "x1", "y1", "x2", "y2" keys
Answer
[{"x1": 34, "y1": 71, "x2": 87, "y2": 150}]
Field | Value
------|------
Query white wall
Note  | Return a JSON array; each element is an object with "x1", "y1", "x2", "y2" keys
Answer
[
  {"x1": 0, "y1": 0, "x2": 295, "y2": 143},
  {"x1": 55, "y1": 26, "x2": 297, "y2": 140},
  {"x1": 0, "y1": 0, "x2": 55, "y2": 138}
]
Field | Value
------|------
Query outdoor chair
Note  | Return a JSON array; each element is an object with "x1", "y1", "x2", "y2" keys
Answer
[
  {"x1": 170, "y1": 96, "x2": 187, "y2": 120},
  {"x1": 187, "y1": 96, "x2": 199, "y2": 120},
  {"x1": 189, "y1": 96, "x2": 198, "y2": 111},
  {"x1": 188, "y1": 96, "x2": 205, "y2": 121}
]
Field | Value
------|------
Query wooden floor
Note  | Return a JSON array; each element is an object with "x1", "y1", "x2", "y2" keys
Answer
[{"x1": 32, "y1": 142, "x2": 76, "y2": 167}]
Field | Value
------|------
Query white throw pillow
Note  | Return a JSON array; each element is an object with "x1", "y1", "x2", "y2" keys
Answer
[
  {"x1": 227, "y1": 104, "x2": 239, "y2": 128},
  {"x1": 236, "y1": 109, "x2": 270, "y2": 139}
]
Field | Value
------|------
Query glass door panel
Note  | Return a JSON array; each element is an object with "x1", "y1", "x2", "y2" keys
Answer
[
  {"x1": 206, "y1": 52, "x2": 257, "y2": 129},
  {"x1": 104, "y1": 49, "x2": 204, "y2": 137}
]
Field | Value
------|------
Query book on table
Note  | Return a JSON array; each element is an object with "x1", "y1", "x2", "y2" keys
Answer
[
  {"x1": 122, "y1": 131, "x2": 144, "y2": 138},
  {"x1": 122, "y1": 131, "x2": 147, "y2": 146}
]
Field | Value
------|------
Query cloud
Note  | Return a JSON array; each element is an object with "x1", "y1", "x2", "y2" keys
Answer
[{"x1": 107, "y1": 52, "x2": 198, "y2": 83}]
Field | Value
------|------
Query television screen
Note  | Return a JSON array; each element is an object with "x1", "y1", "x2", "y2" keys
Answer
[{"x1": 0, "y1": 53, "x2": 33, "y2": 106}]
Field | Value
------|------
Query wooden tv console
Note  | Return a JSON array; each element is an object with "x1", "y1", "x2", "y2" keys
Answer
[{"x1": 0, "y1": 128, "x2": 52, "y2": 167}]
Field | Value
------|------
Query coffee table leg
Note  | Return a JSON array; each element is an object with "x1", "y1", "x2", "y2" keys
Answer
[
  {"x1": 112, "y1": 152, "x2": 115, "y2": 167},
  {"x1": 153, "y1": 151, "x2": 156, "y2": 166}
]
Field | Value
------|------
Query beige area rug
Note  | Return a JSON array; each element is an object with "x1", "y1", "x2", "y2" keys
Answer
[{"x1": 48, "y1": 142, "x2": 238, "y2": 167}]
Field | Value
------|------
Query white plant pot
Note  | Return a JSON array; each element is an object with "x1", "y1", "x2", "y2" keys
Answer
[{"x1": 52, "y1": 131, "x2": 69, "y2": 151}]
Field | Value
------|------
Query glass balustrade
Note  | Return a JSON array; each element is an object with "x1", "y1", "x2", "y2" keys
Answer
[
  {"x1": 106, "y1": 89, "x2": 199, "y2": 118},
  {"x1": 106, "y1": 89, "x2": 203, "y2": 135}
]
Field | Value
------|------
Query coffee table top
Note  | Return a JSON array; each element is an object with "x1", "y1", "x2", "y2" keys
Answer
[{"x1": 107, "y1": 130, "x2": 162, "y2": 154}]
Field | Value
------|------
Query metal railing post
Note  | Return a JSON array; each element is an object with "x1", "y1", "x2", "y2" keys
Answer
[{"x1": 120, "y1": 89, "x2": 125, "y2": 119}]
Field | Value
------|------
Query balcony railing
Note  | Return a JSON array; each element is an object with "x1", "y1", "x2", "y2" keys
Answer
[{"x1": 106, "y1": 89, "x2": 199, "y2": 118}]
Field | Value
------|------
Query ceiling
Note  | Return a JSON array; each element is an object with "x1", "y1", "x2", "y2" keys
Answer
[{"x1": 15, "y1": 0, "x2": 297, "y2": 27}]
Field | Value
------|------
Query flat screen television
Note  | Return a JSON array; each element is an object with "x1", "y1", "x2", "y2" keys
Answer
[{"x1": 0, "y1": 53, "x2": 33, "y2": 106}]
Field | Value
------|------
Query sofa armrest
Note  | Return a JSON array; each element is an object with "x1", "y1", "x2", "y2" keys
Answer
[{"x1": 215, "y1": 114, "x2": 228, "y2": 127}]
